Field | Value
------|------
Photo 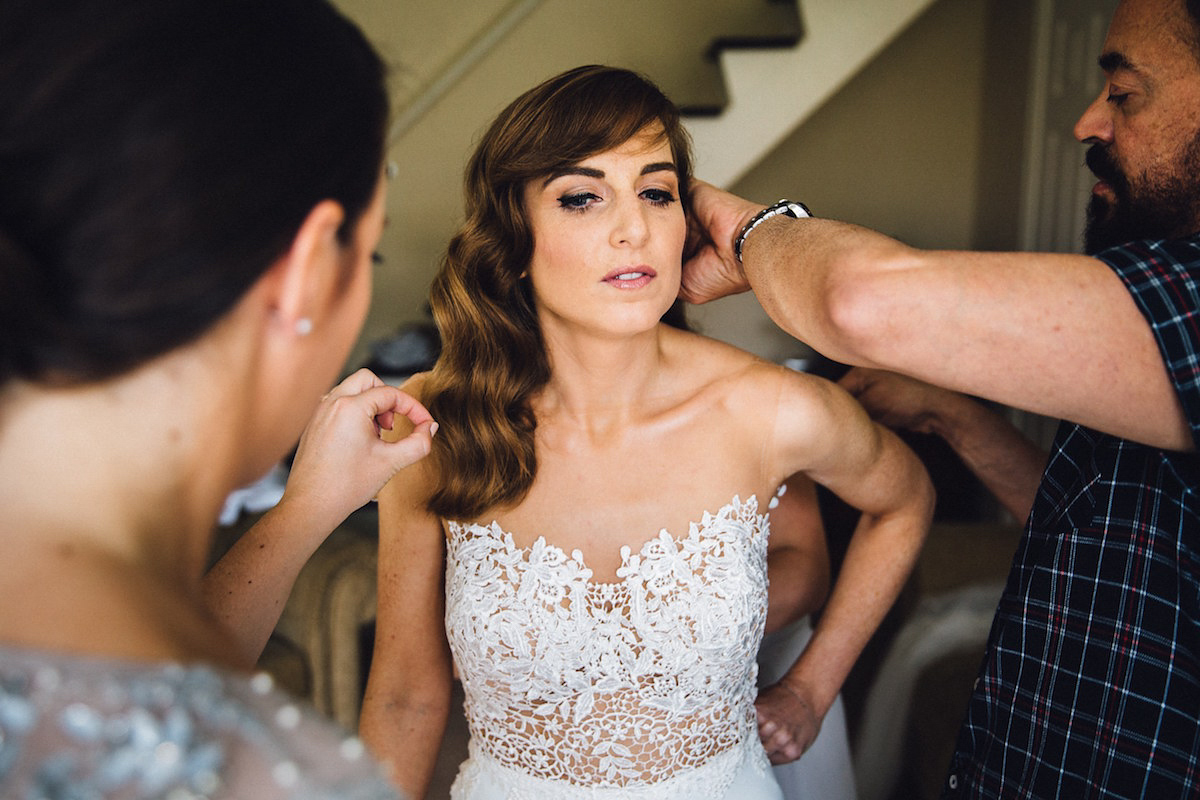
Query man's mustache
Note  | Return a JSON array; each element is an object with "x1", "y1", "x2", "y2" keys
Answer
[{"x1": 1085, "y1": 143, "x2": 1124, "y2": 187}]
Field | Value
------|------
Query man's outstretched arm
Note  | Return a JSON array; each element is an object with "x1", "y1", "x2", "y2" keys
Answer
[{"x1": 682, "y1": 180, "x2": 1190, "y2": 452}]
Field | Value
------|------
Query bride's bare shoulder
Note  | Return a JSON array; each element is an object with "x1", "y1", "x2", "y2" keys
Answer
[
  {"x1": 660, "y1": 328, "x2": 821, "y2": 420},
  {"x1": 661, "y1": 325, "x2": 770, "y2": 375},
  {"x1": 398, "y1": 371, "x2": 432, "y2": 401}
]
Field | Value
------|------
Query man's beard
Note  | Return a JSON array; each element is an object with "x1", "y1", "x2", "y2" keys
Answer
[{"x1": 1083, "y1": 132, "x2": 1200, "y2": 254}]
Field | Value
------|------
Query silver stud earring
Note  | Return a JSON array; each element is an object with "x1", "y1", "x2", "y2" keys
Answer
[{"x1": 295, "y1": 317, "x2": 313, "y2": 336}]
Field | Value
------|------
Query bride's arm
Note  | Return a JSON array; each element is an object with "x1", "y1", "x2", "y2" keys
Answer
[
  {"x1": 359, "y1": 381, "x2": 453, "y2": 797},
  {"x1": 755, "y1": 369, "x2": 934, "y2": 763}
]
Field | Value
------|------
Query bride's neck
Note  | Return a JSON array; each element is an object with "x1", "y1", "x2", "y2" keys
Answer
[{"x1": 538, "y1": 325, "x2": 668, "y2": 422}]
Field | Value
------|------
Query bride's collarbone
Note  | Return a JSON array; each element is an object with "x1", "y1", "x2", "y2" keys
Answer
[{"x1": 535, "y1": 417, "x2": 761, "y2": 474}]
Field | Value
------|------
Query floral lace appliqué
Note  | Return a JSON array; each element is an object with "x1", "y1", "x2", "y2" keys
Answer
[{"x1": 444, "y1": 495, "x2": 770, "y2": 793}]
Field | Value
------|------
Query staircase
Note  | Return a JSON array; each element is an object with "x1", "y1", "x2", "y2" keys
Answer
[
  {"x1": 689, "y1": 0, "x2": 938, "y2": 187},
  {"x1": 341, "y1": 0, "x2": 940, "y2": 350}
]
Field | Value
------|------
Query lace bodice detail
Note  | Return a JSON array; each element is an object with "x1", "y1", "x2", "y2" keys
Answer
[{"x1": 444, "y1": 495, "x2": 770, "y2": 790}]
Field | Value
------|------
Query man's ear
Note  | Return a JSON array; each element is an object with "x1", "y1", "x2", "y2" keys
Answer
[{"x1": 266, "y1": 200, "x2": 346, "y2": 337}]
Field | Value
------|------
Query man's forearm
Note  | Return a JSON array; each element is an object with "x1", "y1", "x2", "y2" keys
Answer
[{"x1": 740, "y1": 216, "x2": 1191, "y2": 451}]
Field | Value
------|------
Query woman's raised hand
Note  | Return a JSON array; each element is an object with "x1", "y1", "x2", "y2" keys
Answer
[{"x1": 282, "y1": 368, "x2": 437, "y2": 532}]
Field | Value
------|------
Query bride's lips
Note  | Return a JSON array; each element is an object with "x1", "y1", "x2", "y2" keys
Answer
[{"x1": 602, "y1": 266, "x2": 657, "y2": 288}]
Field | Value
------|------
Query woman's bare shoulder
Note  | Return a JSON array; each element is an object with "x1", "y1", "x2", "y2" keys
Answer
[
  {"x1": 379, "y1": 371, "x2": 441, "y2": 508},
  {"x1": 666, "y1": 328, "x2": 831, "y2": 398},
  {"x1": 661, "y1": 325, "x2": 773, "y2": 379},
  {"x1": 659, "y1": 329, "x2": 821, "y2": 434},
  {"x1": 398, "y1": 371, "x2": 432, "y2": 402}
]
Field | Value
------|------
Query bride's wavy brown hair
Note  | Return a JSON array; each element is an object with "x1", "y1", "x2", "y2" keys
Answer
[{"x1": 424, "y1": 65, "x2": 694, "y2": 520}]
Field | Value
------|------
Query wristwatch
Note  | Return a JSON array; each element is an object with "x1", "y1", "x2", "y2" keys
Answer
[{"x1": 734, "y1": 199, "x2": 812, "y2": 263}]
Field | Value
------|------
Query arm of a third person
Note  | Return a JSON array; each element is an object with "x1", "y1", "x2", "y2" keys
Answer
[
  {"x1": 764, "y1": 473, "x2": 831, "y2": 634},
  {"x1": 683, "y1": 179, "x2": 1189, "y2": 451},
  {"x1": 840, "y1": 367, "x2": 1048, "y2": 524}
]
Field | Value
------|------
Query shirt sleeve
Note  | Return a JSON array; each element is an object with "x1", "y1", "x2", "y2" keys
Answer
[{"x1": 1100, "y1": 237, "x2": 1200, "y2": 448}]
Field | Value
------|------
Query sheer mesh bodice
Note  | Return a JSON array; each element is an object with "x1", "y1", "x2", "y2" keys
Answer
[{"x1": 444, "y1": 495, "x2": 771, "y2": 795}]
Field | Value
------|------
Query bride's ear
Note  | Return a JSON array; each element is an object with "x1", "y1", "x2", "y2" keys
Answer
[{"x1": 262, "y1": 199, "x2": 347, "y2": 338}]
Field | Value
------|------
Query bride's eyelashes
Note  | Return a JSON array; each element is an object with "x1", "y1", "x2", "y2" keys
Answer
[
  {"x1": 557, "y1": 192, "x2": 600, "y2": 213},
  {"x1": 556, "y1": 188, "x2": 678, "y2": 214},
  {"x1": 641, "y1": 188, "x2": 676, "y2": 208}
]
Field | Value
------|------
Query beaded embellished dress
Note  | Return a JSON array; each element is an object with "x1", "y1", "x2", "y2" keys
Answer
[
  {"x1": 443, "y1": 495, "x2": 782, "y2": 800},
  {"x1": 0, "y1": 646, "x2": 401, "y2": 800}
]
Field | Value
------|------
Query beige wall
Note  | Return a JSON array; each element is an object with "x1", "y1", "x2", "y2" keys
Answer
[{"x1": 689, "y1": 0, "x2": 1033, "y2": 363}]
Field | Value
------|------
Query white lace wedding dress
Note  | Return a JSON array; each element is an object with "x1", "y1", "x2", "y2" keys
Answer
[{"x1": 443, "y1": 495, "x2": 783, "y2": 800}]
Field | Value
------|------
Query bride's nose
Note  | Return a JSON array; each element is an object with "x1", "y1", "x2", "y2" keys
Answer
[{"x1": 610, "y1": 196, "x2": 650, "y2": 248}]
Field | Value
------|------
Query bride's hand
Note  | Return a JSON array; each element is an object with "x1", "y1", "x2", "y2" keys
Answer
[{"x1": 754, "y1": 680, "x2": 821, "y2": 765}]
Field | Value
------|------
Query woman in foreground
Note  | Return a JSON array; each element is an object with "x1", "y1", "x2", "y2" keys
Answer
[
  {"x1": 360, "y1": 65, "x2": 933, "y2": 799},
  {"x1": 0, "y1": 1, "x2": 434, "y2": 796}
]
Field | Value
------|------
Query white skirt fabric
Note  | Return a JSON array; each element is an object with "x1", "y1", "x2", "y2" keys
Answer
[{"x1": 449, "y1": 736, "x2": 783, "y2": 800}]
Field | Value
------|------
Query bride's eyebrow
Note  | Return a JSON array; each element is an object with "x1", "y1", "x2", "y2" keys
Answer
[
  {"x1": 641, "y1": 161, "x2": 676, "y2": 176},
  {"x1": 540, "y1": 161, "x2": 677, "y2": 188},
  {"x1": 541, "y1": 166, "x2": 603, "y2": 188}
]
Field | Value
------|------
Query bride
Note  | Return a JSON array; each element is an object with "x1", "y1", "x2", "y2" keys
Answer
[{"x1": 359, "y1": 65, "x2": 933, "y2": 799}]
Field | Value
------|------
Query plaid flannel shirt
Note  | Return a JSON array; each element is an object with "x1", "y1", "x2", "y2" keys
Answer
[{"x1": 944, "y1": 236, "x2": 1200, "y2": 799}]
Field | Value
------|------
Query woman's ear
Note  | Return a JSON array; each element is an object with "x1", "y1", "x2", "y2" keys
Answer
[{"x1": 265, "y1": 199, "x2": 346, "y2": 337}]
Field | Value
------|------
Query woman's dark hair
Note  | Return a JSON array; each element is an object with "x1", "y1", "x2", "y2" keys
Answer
[
  {"x1": 0, "y1": 0, "x2": 389, "y2": 386},
  {"x1": 424, "y1": 65, "x2": 693, "y2": 519}
]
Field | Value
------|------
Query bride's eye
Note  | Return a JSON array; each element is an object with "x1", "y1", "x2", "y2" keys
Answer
[
  {"x1": 641, "y1": 188, "x2": 676, "y2": 208},
  {"x1": 558, "y1": 192, "x2": 600, "y2": 212}
]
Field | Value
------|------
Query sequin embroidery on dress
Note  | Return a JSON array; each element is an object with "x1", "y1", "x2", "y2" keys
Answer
[
  {"x1": 444, "y1": 494, "x2": 773, "y2": 799},
  {"x1": 0, "y1": 647, "x2": 399, "y2": 800}
]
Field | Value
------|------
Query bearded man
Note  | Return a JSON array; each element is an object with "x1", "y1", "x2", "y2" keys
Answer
[{"x1": 680, "y1": 0, "x2": 1200, "y2": 796}]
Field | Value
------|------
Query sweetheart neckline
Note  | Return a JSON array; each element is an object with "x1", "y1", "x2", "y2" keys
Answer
[{"x1": 445, "y1": 493, "x2": 764, "y2": 586}]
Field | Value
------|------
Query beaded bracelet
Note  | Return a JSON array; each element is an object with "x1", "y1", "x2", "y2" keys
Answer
[{"x1": 733, "y1": 199, "x2": 812, "y2": 263}]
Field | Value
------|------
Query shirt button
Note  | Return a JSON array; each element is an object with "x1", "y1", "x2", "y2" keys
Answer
[{"x1": 948, "y1": 774, "x2": 959, "y2": 790}]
